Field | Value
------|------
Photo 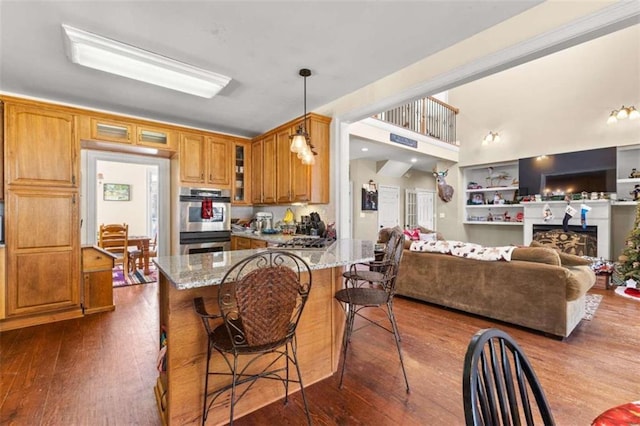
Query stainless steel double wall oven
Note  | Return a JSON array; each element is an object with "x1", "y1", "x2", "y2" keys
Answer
[{"x1": 179, "y1": 187, "x2": 231, "y2": 255}]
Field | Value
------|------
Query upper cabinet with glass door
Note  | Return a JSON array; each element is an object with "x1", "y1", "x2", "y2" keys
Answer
[
  {"x1": 79, "y1": 114, "x2": 177, "y2": 153},
  {"x1": 232, "y1": 140, "x2": 251, "y2": 205}
]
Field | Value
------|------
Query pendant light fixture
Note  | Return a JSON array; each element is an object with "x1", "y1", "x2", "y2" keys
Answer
[{"x1": 290, "y1": 68, "x2": 317, "y2": 165}]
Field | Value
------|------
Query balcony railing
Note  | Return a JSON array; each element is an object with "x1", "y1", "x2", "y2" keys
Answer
[{"x1": 374, "y1": 97, "x2": 459, "y2": 145}]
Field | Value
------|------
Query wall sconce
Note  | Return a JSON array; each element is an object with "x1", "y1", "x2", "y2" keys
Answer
[
  {"x1": 607, "y1": 105, "x2": 640, "y2": 124},
  {"x1": 289, "y1": 68, "x2": 317, "y2": 165},
  {"x1": 482, "y1": 131, "x2": 500, "y2": 146}
]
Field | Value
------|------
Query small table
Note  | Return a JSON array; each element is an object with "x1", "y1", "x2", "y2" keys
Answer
[{"x1": 128, "y1": 236, "x2": 151, "y2": 275}]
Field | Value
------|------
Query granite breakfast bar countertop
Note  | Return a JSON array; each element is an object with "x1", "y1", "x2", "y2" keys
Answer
[
  {"x1": 154, "y1": 238, "x2": 375, "y2": 290},
  {"x1": 155, "y1": 238, "x2": 375, "y2": 425}
]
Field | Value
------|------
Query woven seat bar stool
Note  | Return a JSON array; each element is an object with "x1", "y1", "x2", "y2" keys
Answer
[
  {"x1": 335, "y1": 227, "x2": 409, "y2": 392},
  {"x1": 193, "y1": 250, "x2": 313, "y2": 425}
]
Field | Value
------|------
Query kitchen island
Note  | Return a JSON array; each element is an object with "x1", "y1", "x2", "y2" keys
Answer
[{"x1": 154, "y1": 239, "x2": 375, "y2": 425}]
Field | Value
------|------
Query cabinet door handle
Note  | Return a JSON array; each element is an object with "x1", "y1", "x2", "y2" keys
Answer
[
  {"x1": 201, "y1": 173, "x2": 204, "y2": 180},
  {"x1": 209, "y1": 174, "x2": 212, "y2": 181}
]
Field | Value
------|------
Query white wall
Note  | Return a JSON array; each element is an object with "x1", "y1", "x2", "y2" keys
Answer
[
  {"x1": 349, "y1": 158, "x2": 436, "y2": 240},
  {"x1": 450, "y1": 24, "x2": 640, "y2": 167},
  {"x1": 441, "y1": 24, "x2": 640, "y2": 249},
  {"x1": 96, "y1": 161, "x2": 153, "y2": 236}
]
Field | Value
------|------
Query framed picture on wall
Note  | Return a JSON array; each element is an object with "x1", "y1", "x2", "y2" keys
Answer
[
  {"x1": 361, "y1": 188, "x2": 378, "y2": 211},
  {"x1": 103, "y1": 183, "x2": 131, "y2": 201}
]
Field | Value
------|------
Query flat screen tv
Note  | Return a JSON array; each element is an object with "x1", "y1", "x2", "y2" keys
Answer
[{"x1": 518, "y1": 147, "x2": 616, "y2": 196}]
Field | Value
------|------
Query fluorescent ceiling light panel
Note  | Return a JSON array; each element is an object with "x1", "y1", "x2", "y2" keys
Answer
[{"x1": 62, "y1": 24, "x2": 231, "y2": 98}]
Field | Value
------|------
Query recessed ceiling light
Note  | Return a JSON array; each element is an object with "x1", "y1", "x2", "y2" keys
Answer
[
  {"x1": 361, "y1": 147, "x2": 369, "y2": 152},
  {"x1": 62, "y1": 24, "x2": 231, "y2": 98},
  {"x1": 411, "y1": 158, "x2": 417, "y2": 163}
]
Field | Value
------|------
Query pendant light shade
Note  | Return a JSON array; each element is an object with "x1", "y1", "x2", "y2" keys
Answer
[{"x1": 290, "y1": 132, "x2": 307, "y2": 153}]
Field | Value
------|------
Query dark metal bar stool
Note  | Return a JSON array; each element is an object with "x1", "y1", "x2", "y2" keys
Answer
[
  {"x1": 335, "y1": 227, "x2": 409, "y2": 392},
  {"x1": 193, "y1": 250, "x2": 313, "y2": 425}
]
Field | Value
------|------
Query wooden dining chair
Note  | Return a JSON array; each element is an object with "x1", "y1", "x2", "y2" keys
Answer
[
  {"x1": 462, "y1": 328, "x2": 555, "y2": 426},
  {"x1": 98, "y1": 223, "x2": 130, "y2": 275},
  {"x1": 128, "y1": 232, "x2": 157, "y2": 272}
]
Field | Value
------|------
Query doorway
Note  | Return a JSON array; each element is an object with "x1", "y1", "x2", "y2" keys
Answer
[{"x1": 81, "y1": 150, "x2": 170, "y2": 257}]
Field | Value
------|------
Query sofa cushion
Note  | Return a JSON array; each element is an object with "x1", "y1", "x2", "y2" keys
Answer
[
  {"x1": 530, "y1": 240, "x2": 591, "y2": 266},
  {"x1": 565, "y1": 266, "x2": 596, "y2": 300},
  {"x1": 511, "y1": 247, "x2": 561, "y2": 266}
]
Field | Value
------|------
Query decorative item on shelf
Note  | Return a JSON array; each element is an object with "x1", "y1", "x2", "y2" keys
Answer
[
  {"x1": 631, "y1": 185, "x2": 640, "y2": 201},
  {"x1": 481, "y1": 131, "x2": 500, "y2": 146},
  {"x1": 607, "y1": 105, "x2": 640, "y2": 124},
  {"x1": 432, "y1": 168, "x2": 454, "y2": 202},
  {"x1": 467, "y1": 181, "x2": 482, "y2": 190},
  {"x1": 289, "y1": 68, "x2": 317, "y2": 165},
  {"x1": 630, "y1": 168, "x2": 640, "y2": 179},
  {"x1": 485, "y1": 167, "x2": 510, "y2": 187},
  {"x1": 469, "y1": 193, "x2": 484, "y2": 205}
]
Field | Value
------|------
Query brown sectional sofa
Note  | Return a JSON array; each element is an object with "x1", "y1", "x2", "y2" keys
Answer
[{"x1": 384, "y1": 229, "x2": 596, "y2": 338}]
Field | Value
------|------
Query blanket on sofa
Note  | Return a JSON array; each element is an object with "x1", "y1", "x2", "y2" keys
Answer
[{"x1": 409, "y1": 240, "x2": 516, "y2": 261}]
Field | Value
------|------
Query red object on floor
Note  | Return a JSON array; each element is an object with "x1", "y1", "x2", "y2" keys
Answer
[
  {"x1": 624, "y1": 288, "x2": 640, "y2": 298},
  {"x1": 592, "y1": 401, "x2": 640, "y2": 425}
]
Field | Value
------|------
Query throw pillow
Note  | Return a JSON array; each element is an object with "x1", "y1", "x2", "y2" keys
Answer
[
  {"x1": 419, "y1": 232, "x2": 438, "y2": 241},
  {"x1": 530, "y1": 240, "x2": 591, "y2": 266}
]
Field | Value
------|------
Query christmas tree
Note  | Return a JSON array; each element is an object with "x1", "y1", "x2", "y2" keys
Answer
[{"x1": 617, "y1": 203, "x2": 640, "y2": 287}]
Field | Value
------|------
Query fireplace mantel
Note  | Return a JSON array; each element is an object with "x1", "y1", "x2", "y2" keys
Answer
[{"x1": 522, "y1": 200, "x2": 611, "y2": 259}]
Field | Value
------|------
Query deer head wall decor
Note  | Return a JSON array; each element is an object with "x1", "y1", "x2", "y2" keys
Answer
[{"x1": 433, "y1": 168, "x2": 454, "y2": 202}]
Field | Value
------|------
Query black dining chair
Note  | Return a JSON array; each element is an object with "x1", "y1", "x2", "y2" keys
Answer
[
  {"x1": 462, "y1": 328, "x2": 555, "y2": 426},
  {"x1": 193, "y1": 250, "x2": 312, "y2": 425},
  {"x1": 335, "y1": 227, "x2": 409, "y2": 392}
]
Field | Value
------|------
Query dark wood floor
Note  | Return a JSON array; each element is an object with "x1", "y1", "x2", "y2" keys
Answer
[{"x1": 1, "y1": 283, "x2": 639, "y2": 425}]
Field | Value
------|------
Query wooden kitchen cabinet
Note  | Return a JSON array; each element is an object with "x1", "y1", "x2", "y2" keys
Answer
[
  {"x1": 254, "y1": 134, "x2": 277, "y2": 204},
  {"x1": 5, "y1": 103, "x2": 78, "y2": 188},
  {"x1": 207, "y1": 135, "x2": 231, "y2": 188},
  {"x1": 275, "y1": 126, "x2": 294, "y2": 203},
  {"x1": 231, "y1": 235, "x2": 252, "y2": 250},
  {"x1": 232, "y1": 140, "x2": 251, "y2": 205},
  {"x1": 4, "y1": 188, "x2": 81, "y2": 322},
  {"x1": 250, "y1": 239, "x2": 268, "y2": 249},
  {"x1": 82, "y1": 246, "x2": 116, "y2": 314},
  {"x1": 180, "y1": 132, "x2": 206, "y2": 184},
  {"x1": 0, "y1": 246, "x2": 5, "y2": 320},
  {"x1": 89, "y1": 117, "x2": 135, "y2": 144},
  {"x1": 252, "y1": 113, "x2": 330, "y2": 205},
  {"x1": 80, "y1": 115, "x2": 178, "y2": 152},
  {"x1": 231, "y1": 235, "x2": 267, "y2": 250},
  {"x1": 179, "y1": 132, "x2": 237, "y2": 189}
]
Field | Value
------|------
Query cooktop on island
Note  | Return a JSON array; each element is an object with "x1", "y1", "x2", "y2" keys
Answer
[{"x1": 273, "y1": 237, "x2": 336, "y2": 250}]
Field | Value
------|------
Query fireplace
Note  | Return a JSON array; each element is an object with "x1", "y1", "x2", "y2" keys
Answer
[
  {"x1": 532, "y1": 224, "x2": 598, "y2": 257},
  {"x1": 523, "y1": 200, "x2": 611, "y2": 259}
]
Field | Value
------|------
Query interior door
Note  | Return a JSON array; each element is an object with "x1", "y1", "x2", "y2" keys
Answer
[
  {"x1": 416, "y1": 190, "x2": 435, "y2": 230},
  {"x1": 377, "y1": 185, "x2": 400, "y2": 230}
]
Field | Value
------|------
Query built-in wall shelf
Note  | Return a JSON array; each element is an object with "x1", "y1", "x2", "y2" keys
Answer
[
  {"x1": 463, "y1": 221, "x2": 524, "y2": 226},
  {"x1": 465, "y1": 186, "x2": 519, "y2": 194},
  {"x1": 612, "y1": 201, "x2": 638, "y2": 206},
  {"x1": 461, "y1": 161, "x2": 520, "y2": 226},
  {"x1": 616, "y1": 178, "x2": 640, "y2": 184}
]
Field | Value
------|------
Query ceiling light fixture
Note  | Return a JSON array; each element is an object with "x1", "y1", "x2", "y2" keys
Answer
[
  {"x1": 289, "y1": 68, "x2": 317, "y2": 165},
  {"x1": 482, "y1": 131, "x2": 500, "y2": 146},
  {"x1": 607, "y1": 105, "x2": 640, "y2": 124},
  {"x1": 62, "y1": 24, "x2": 231, "y2": 98},
  {"x1": 361, "y1": 147, "x2": 369, "y2": 152}
]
